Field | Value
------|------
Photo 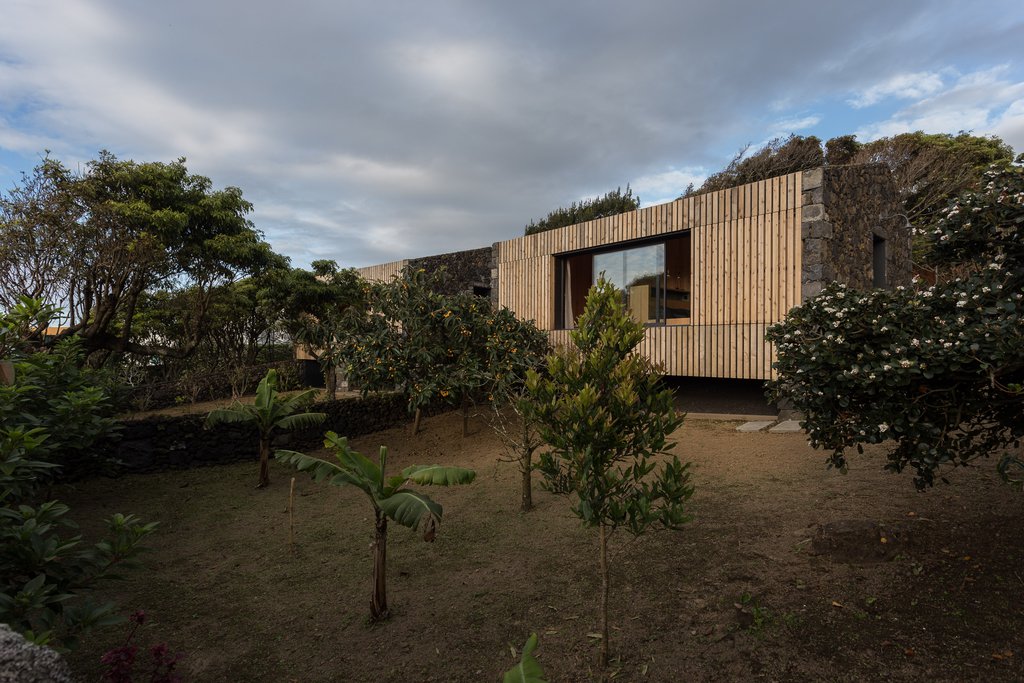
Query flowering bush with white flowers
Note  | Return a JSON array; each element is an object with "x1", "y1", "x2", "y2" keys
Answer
[{"x1": 767, "y1": 160, "x2": 1024, "y2": 489}]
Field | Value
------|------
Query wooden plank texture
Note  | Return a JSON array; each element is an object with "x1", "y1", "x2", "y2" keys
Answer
[{"x1": 485, "y1": 170, "x2": 808, "y2": 379}]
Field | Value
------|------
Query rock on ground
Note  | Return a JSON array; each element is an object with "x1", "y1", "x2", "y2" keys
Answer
[{"x1": 0, "y1": 624, "x2": 75, "y2": 683}]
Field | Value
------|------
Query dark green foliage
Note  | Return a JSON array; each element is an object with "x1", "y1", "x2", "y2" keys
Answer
[
  {"x1": 824, "y1": 135, "x2": 860, "y2": 165},
  {"x1": 525, "y1": 278, "x2": 692, "y2": 667},
  {"x1": 284, "y1": 261, "x2": 366, "y2": 399},
  {"x1": 525, "y1": 185, "x2": 639, "y2": 236},
  {"x1": 689, "y1": 135, "x2": 824, "y2": 195},
  {"x1": 688, "y1": 132, "x2": 1015, "y2": 248},
  {"x1": 0, "y1": 305, "x2": 155, "y2": 649},
  {"x1": 767, "y1": 161, "x2": 1024, "y2": 489},
  {"x1": 277, "y1": 432, "x2": 474, "y2": 620},
  {"x1": 344, "y1": 267, "x2": 548, "y2": 427},
  {"x1": 1, "y1": 335, "x2": 121, "y2": 479},
  {"x1": 0, "y1": 151, "x2": 284, "y2": 360},
  {"x1": 205, "y1": 369, "x2": 325, "y2": 488},
  {"x1": 527, "y1": 279, "x2": 692, "y2": 533}
]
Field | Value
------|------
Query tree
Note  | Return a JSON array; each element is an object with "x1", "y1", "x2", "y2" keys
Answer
[
  {"x1": 205, "y1": 369, "x2": 325, "y2": 488},
  {"x1": 525, "y1": 279, "x2": 693, "y2": 669},
  {"x1": 0, "y1": 158, "x2": 81, "y2": 313},
  {"x1": 766, "y1": 160, "x2": 1024, "y2": 489},
  {"x1": 0, "y1": 152, "x2": 285, "y2": 360},
  {"x1": 284, "y1": 260, "x2": 366, "y2": 400},
  {"x1": 344, "y1": 268, "x2": 486, "y2": 434},
  {"x1": 525, "y1": 185, "x2": 639, "y2": 236},
  {"x1": 687, "y1": 132, "x2": 1015, "y2": 247},
  {"x1": 483, "y1": 309, "x2": 550, "y2": 511},
  {"x1": 851, "y1": 132, "x2": 1014, "y2": 228},
  {"x1": 686, "y1": 134, "x2": 825, "y2": 196},
  {"x1": 131, "y1": 260, "x2": 296, "y2": 399},
  {"x1": 1, "y1": 304, "x2": 155, "y2": 649},
  {"x1": 276, "y1": 433, "x2": 475, "y2": 621}
]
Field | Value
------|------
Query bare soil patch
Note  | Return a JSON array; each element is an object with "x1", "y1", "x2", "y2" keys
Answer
[{"x1": 61, "y1": 412, "x2": 1024, "y2": 681}]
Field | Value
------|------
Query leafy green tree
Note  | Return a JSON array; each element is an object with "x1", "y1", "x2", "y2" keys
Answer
[
  {"x1": 686, "y1": 134, "x2": 825, "y2": 196},
  {"x1": 525, "y1": 279, "x2": 693, "y2": 668},
  {"x1": 1, "y1": 306, "x2": 121, "y2": 479},
  {"x1": 766, "y1": 160, "x2": 1024, "y2": 489},
  {"x1": 284, "y1": 260, "x2": 366, "y2": 400},
  {"x1": 344, "y1": 268, "x2": 481, "y2": 434},
  {"x1": 852, "y1": 132, "x2": 1014, "y2": 227},
  {"x1": 688, "y1": 132, "x2": 1014, "y2": 240},
  {"x1": 129, "y1": 260, "x2": 295, "y2": 400},
  {"x1": 525, "y1": 185, "x2": 639, "y2": 236},
  {"x1": 0, "y1": 151, "x2": 285, "y2": 361},
  {"x1": 484, "y1": 309, "x2": 550, "y2": 511},
  {"x1": 205, "y1": 369, "x2": 325, "y2": 488},
  {"x1": 0, "y1": 304, "x2": 155, "y2": 649},
  {"x1": 344, "y1": 267, "x2": 549, "y2": 441},
  {"x1": 277, "y1": 433, "x2": 475, "y2": 621},
  {"x1": 0, "y1": 159, "x2": 81, "y2": 313}
]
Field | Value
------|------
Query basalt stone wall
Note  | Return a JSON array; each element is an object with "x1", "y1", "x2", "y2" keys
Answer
[
  {"x1": 801, "y1": 164, "x2": 910, "y2": 300},
  {"x1": 411, "y1": 246, "x2": 493, "y2": 297},
  {"x1": 92, "y1": 393, "x2": 408, "y2": 475}
]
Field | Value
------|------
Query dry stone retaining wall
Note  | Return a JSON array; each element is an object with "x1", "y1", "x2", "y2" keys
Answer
[{"x1": 91, "y1": 393, "x2": 408, "y2": 475}]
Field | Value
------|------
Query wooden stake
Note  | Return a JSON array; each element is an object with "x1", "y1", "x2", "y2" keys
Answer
[{"x1": 288, "y1": 477, "x2": 296, "y2": 552}]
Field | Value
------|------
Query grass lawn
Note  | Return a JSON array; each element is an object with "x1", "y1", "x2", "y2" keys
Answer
[{"x1": 61, "y1": 411, "x2": 1024, "y2": 682}]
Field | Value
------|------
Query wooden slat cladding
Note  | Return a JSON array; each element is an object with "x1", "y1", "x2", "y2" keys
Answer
[
  {"x1": 498, "y1": 172, "x2": 804, "y2": 380},
  {"x1": 357, "y1": 260, "x2": 409, "y2": 283}
]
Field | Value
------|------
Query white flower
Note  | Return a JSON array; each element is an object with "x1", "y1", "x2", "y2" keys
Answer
[
  {"x1": 879, "y1": 423, "x2": 889, "y2": 433},
  {"x1": 900, "y1": 359, "x2": 912, "y2": 368}
]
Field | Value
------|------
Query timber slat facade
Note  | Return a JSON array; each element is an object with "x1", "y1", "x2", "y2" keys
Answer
[
  {"x1": 357, "y1": 260, "x2": 408, "y2": 283},
  {"x1": 496, "y1": 172, "x2": 804, "y2": 380}
]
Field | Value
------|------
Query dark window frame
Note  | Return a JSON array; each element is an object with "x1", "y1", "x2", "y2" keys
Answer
[{"x1": 554, "y1": 231, "x2": 692, "y2": 329}]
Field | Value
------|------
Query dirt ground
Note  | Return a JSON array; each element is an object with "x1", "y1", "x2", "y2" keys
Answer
[{"x1": 61, "y1": 410, "x2": 1024, "y2": 682}]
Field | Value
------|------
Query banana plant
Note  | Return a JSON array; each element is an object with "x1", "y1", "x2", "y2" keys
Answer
[
  {"x1": 206, "y1": 369, "x2": 325, "y2": 488},
  {"x1": 277, "y1": 431, "x2": 475, "y2": 621}
]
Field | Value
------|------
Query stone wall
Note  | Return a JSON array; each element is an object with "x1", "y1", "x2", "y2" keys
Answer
[
  {"x1": 801, "y1": 164, "x2": 911, "y2": 300},
  {"x1": 410, "y1": 246, "x2": 493, "y2": 296},
  {"x1": 92, "y1": 393, "x2": 408, "y2": 475}
]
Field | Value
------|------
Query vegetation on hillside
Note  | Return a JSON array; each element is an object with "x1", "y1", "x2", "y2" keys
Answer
[
  {"x1": 768, "y1": 159, "x2": 1024, "y2": 488},
  {"x1": 525, "y1": 185, "x2": 639, "y2": 236}
]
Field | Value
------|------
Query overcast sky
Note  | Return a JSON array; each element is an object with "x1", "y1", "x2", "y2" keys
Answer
[{"x1": 1, "y1": 0, "x2": 1022, "y2": 270}]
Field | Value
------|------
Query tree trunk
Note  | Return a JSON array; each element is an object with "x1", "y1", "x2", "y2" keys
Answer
[
  {"x1": 370, "y1": 509, "x2": 390, "y2": 621},
  {"x1": 257, "y1": 436, "x2": 271, "y2": 489},
  {"x1": 326, "y1": 365, "x2": 337, "y2": 400},
  {"x1": 462, "y1": 400, "x2": 470, "y2": 437},
  {"x1": 411, "y1": 407, "x2": 422, "y2": 435},
  {"x1": 520, "y1": 452, "x2": 533, "y2": 512},
  {"x1": 598, "y1": 522, "x2": 610, "y2": 669}
]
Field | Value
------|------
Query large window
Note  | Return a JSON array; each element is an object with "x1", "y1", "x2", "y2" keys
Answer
[{"x1": 557, "y1": 234, "x2": 691, "y2": 328}]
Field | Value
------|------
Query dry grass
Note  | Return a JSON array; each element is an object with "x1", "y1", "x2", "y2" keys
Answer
[{"x1": 61, "y1": 412, "x2": 1024, "y2": 682}]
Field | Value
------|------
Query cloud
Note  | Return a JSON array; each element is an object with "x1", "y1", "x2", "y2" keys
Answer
[
  {"x1": 853, "y1": 66, "x2": 1024, "y2": 152},
  {"x1": 991, "y1": 98, "x2": 1024, "y2": 154},
  {"x1": 847, "y1": 71, "x2": 946, "y2": 108},
  {"x1": 631, "y1": 167, "x2": 707, "y2": 206},
  {"x1": 0, "y1": 0, "x2": 1021, "y2": 269}
]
